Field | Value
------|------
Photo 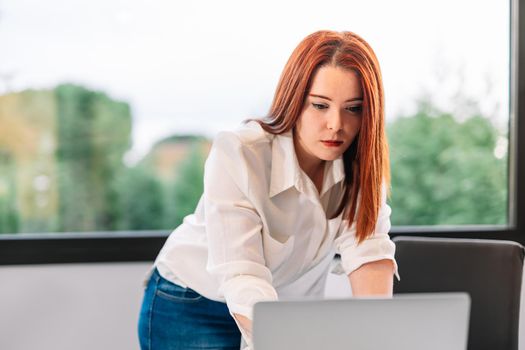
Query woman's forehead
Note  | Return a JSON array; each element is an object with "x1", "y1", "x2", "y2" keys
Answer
[{"x1": 308, "y1": 66, "x2": 363, "y2": 101}]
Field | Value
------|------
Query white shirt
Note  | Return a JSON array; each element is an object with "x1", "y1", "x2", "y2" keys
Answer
[{"x1": 154, "y1": 120, "x2": 399, "y2": 322}]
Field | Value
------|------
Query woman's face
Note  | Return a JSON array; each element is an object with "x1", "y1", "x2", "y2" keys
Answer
[{"x1": 294, "y1": 65, "x2": 363, "y2": 167}]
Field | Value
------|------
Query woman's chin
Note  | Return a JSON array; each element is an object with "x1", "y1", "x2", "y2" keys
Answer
[{"x1": 316, "y1": 151, "x2": 343, "y2": 162}]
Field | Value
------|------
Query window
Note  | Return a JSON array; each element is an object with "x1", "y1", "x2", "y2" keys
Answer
[{"x1": 0, "y1": 0, "x2": 523, "y2": 264}]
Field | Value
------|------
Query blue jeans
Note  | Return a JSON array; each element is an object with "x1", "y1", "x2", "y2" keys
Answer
[{"x1": 138, "y1": 268, "x2": 241, "y2": 350}]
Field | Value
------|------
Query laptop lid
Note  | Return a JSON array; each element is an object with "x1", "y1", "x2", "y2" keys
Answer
[{"x1": 252, "y1": 292, "x2": 470, "y2": 350}]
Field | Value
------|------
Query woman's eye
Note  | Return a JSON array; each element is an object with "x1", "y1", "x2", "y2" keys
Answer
[
  {"x1": 346, "y1": 105, "x2": 362, "y2": 113},
  {"x1": 312, "y1": 103, "x2": 327, "y2": 110}
]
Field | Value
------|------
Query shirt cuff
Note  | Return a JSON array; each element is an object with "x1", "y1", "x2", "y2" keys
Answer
[
  {"x1": 219, "y1": 274, "x2": 279, "y2": 320},
  {"x1": 339, "y1": 235, "x2": 400, "y2": 281}
]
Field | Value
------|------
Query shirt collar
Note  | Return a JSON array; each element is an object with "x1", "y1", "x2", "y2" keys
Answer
[{"x1": 269, "y1": 130, "x2": 346, "y2": 198}]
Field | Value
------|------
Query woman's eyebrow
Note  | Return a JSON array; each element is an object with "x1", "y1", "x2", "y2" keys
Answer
[{"x1": 309, "y1": 93, "x2": 363, "y2": 102}]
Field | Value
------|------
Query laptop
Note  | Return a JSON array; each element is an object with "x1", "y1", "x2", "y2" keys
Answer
[{"x1": 252, "y1": 292, "x2": 470, "y2": 350}]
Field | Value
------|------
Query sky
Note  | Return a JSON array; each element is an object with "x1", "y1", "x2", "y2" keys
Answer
[{"x1": 0, "y1": 0, "x2": 510, "y2": 162}]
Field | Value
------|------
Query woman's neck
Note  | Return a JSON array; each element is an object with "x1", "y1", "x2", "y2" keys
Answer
[{"x1": 293, "y1": 134, "x2": 326, "y2": 192}]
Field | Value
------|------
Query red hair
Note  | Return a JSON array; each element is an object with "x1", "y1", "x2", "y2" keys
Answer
[{"x1": 255, "y1": 30, "x2": 390, "y2": 243}]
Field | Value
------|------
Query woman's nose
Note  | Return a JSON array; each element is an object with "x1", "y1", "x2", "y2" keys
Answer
[{"x1": 327, "y1": 109, "x2": 343, "y2": 131}]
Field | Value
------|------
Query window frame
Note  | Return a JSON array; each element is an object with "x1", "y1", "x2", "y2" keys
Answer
[{"x1": 0, "y1": 0, "x2": 523, "y2": 265}]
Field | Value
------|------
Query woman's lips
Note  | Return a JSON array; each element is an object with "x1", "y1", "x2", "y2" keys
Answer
[{"x1": 321, "y1": 140, "x2": 343, "y2": 147}]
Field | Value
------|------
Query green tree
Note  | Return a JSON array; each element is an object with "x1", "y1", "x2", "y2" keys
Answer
[
  {"x1": 388, "y1": 101, "x2": 507, "y2": 225},
  {"x1": 55, "y1": 84, "x2": 132, "y2": 231},
  {"x1": 113, "y1": 166, "x2": 165, "y2": 230},
  {"x1": 166, "y1": 142, "x2": 206, "y2": 228},
  {"x1": 0, "y1": 151, "x2": 18, "y2": 233}
]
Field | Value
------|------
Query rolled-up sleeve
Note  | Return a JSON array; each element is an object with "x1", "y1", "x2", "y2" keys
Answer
[
  {"x1": 334, "y1": 186, "x2": 400, "y2": 281},
  {"x1": 204, "y1": 132, "x2": 278, "y2": 320}
]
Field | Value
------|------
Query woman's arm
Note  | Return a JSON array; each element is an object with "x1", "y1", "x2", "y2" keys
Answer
[
  {"x1": 233, "y1": 260, "x2": 395, "y2": 340},
  {"x1": 233, "y1": 313, "x2": 253, "y2": 339},
  {"x1": 204, "y1": 132, "x2": 277, "y2": 347},
  {"x1": 348, "y1": 258, "x2": 394, "y2": 297}
]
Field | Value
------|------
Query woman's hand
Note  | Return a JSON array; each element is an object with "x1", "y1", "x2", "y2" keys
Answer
[{"x1": 348, "y1": 258, "x2": 394, "y2": 297}]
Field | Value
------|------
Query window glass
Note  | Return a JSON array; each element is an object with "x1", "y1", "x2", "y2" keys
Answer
[{"x1": 0, "y1": 0, "x2": 509, "y2": 233}]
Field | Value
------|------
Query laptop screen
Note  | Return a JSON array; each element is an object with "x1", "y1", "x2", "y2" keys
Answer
[{"x1": 253, "y1": 292, "x2": 470, "y2": 350}]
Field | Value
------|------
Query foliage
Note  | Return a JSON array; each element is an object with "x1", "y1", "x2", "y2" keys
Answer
[
  {"x1": 165, "y1": 142, "x2": 206, "y2": 229},
  {"x1": 54, "y1": 84, "x2": 131, "y2": 231},
  {"x1": 0, "y1": 151, "x2": 18, "y2": 233},
  {"x1": 0, "y1": 83, "x2": 509, "y2": 233},
  {"x1": 112, "y1": 166, "x2": 165, "y2": 230},
  {"x1": 387, "y1": 101, "x2": 507, "y2": 225}
]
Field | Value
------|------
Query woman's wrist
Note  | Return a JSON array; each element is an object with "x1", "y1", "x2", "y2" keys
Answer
[{"x1": 233, "y1": 313, "x2": 253, "y2": 339}]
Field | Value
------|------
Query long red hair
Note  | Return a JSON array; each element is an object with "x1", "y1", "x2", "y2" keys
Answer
[{"x1": 255, "y1": 30, "x2": 390, "y2": 243}]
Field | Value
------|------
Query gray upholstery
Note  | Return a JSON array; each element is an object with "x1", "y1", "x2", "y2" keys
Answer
[{"x1": 392, "y1": 236, "x2": 524, "y2": 350}]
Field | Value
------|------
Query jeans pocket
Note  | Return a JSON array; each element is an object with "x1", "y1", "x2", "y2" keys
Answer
[{"x1": 155, "y1": 276, "x2": 203, "y2": 303}]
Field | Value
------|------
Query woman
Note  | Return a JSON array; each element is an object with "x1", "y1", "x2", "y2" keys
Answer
[{"x1": 138, "y1": 30, "x2": 399, "y2": 350}]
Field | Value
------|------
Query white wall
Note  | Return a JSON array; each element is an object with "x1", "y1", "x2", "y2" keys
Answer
[
  {"x1": 0, "y1": 262, "x2": 523, "y2": 350},
  {"x1": 0, "y1": 263, "x2": 149, "y2": 350}
]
